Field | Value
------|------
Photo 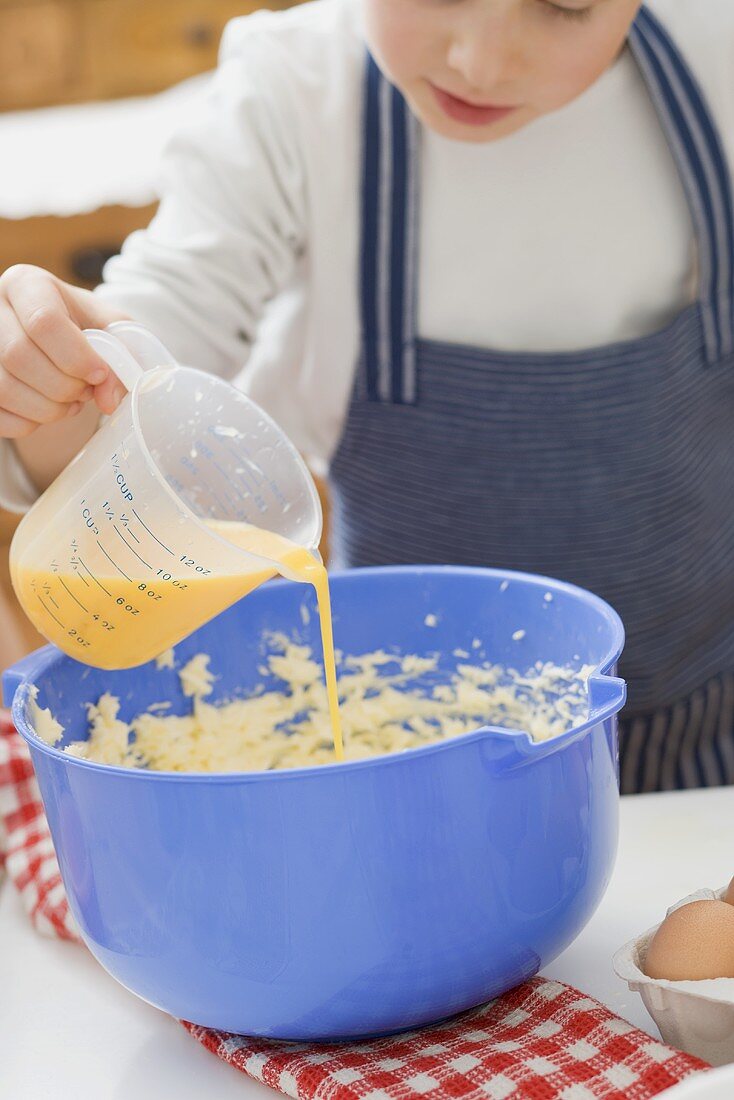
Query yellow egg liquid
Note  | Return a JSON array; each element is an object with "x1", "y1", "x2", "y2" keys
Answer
[{"x1": 13, "y1": 519, "x2": 345, "y2": 761}]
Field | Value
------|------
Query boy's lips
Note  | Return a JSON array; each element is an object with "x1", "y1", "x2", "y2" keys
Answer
[{"x1": 429, "y1": 83, "x2": 518, "y2": 127}]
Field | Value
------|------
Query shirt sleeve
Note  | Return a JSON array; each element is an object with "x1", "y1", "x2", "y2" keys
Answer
[{"x1": 94, "y1": 35, "x2": 308, "y2": 380}]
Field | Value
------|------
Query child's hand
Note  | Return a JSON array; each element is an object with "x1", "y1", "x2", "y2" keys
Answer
[{"x1": 0, "y1": 265, "x2": 131, "y2": 439}]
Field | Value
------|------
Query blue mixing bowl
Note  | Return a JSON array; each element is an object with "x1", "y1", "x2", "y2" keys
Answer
[{"x1": 3, "y1": 566, "x2": 625, "y2": 1040}]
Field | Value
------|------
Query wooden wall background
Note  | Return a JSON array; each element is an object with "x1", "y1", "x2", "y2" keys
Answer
[{"x1": 0, "y1": 0, "x2": 294, "y2": 112}]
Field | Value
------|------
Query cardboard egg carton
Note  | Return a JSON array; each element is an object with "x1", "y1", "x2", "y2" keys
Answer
[{"x1": 614, "y1": 888, "x2": 734, "y2": 1067}]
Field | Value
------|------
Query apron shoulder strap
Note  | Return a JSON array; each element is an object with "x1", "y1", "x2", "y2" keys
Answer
[
  {"x1": 629, "y1": 6, "x2": 734, "y2": 363},
  {"x1": 360, "y1": 54, "x2": 419, "y2": 405}
]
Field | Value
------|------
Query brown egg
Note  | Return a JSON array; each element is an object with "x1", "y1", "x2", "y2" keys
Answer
[
  {"x1": 723, "y1": 877, "x2": 734, "y2": 907},
  {"x1": 644, "y1": 900, "x2": 734, "y2": 980}
]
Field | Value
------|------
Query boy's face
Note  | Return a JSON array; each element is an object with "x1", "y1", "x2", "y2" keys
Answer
[{"x1": 363, "y1": 0, "x2": 642, "y2": 143}]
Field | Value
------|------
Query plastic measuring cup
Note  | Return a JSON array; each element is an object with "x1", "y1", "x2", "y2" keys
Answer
[{"x1": 10, "y1": 323, "x2": 323, "y2": 669}]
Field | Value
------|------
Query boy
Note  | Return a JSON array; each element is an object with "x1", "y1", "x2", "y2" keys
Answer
[{"x1": 0, "y1": 0, "x2": 732, "y2": 792}]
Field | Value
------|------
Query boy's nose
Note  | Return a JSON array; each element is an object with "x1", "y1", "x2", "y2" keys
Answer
[{"x1": 446, "y1": 12, "x2": 515, "y2": 95}]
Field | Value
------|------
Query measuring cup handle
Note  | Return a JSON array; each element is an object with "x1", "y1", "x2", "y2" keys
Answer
[
  {"x1": 83, "y1": 328, "x2": 146, "y2": 392},
  {"x1": 84, "y1": 325, "x2": 179, "y2": 392},
  {"x1": 107, "y1": 322, "x2": 179, "y2": 372}
]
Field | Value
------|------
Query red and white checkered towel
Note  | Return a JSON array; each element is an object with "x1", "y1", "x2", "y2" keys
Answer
[{"x1": 0, "y1": 711, "x2": 710, "y2": 1099}]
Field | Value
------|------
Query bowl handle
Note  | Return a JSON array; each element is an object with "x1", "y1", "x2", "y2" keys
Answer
[
  {"x1": 479, "y1": 673, "x2": 627, "y2": 773},
  {"x1": 588, "y1": 674, "x2": 627, "y2": 721}
]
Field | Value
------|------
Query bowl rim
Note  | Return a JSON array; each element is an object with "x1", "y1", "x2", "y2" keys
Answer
[{"x1": 9, "y1": 564, "x2": 626, "y2": 783}]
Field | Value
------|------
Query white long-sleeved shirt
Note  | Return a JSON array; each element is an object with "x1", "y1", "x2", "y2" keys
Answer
[{"x1": 2, "y1": 0, "x2": 732, "y2": 511}]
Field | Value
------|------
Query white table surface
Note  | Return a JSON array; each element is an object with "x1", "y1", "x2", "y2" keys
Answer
[{"x1": 3, "y1": 784, "x2": 732, "y2": 1098}]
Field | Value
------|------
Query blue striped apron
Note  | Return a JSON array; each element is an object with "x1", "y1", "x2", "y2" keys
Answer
[{"x1": 328, "y1": 6, "x2": 734, "y2": 794}]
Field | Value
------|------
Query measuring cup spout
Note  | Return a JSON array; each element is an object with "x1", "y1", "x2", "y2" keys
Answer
[{"x1": 272, "y1": 547, "x2": 323, "y2": 584}]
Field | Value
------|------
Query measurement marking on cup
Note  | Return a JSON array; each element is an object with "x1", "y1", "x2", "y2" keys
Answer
[
  {"x1": 228, "y1": 454, "x2": 254, "y2": 492},
  {"x1": 113, "y1": 525, "x2": 151, "y2": 569},
  {"x1": 211, "y1": 490, "x2": 232, "y2": 516},
  {"x1": 96, "y1": 540, "x2": 132, "y2": 582},
  {"x1": 225, "y1": 442, "x2": 264, "y2": 487},
  {"x1": 77, "y1": 555, "x2": 112, "y2": 597},
  {"x1": 132, "y1": 509, "x2": 174, "y2": 555},
  {"x1": 76, "y1": 571, "x2": 91, "y2": 588},
  {"x1": 37, "y1": 595, "x2": 64, "y2": 629},
  {"x1": 213, "y1": 459, "x2": 237, "y2": 489},
  {"x1": 59, "y1": 577, "x2": 88, "y2": 613}
]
